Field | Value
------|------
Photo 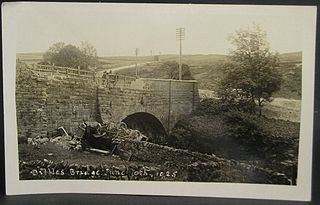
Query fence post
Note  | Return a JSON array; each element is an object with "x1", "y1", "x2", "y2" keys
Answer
[
  {"x1": 66, "y1": 67, "x2": 68, "y2": 79},
  {"x1": 78, "y1": 66, "x2": 80, "y2": 76},
  {"x1": 52, "y1": 63, "x2": 55, "y2": 77}
]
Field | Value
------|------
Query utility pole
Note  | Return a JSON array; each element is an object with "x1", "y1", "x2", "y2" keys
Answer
[
  {"x1": 176, "y1": 27, "x2": 185, "y2": 80},
  {"x1": 135, "y1": 48, "x2": 138, "y2": 78}
]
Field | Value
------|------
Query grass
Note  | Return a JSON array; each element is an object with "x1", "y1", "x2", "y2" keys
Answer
[
  {"x1": 262, "y1": 98, "x2": 301, "y2": 122},
  {"x1": 19, "y1": 143, "x2": 136, "y2": 166}
]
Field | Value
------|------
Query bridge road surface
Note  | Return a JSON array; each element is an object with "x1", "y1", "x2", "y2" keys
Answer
[{"x1": 96, "y1": 62, "x2": 152, "y2": 77}]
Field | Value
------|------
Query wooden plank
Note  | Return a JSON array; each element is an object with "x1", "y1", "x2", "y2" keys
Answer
[{"x1": 89, "y1": 148, "x2": 110, "y2": 155}]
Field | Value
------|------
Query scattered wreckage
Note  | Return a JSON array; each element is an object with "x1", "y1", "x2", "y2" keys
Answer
[{"x1": 27, "y1": 120, "x2": 148, "y2": 157}]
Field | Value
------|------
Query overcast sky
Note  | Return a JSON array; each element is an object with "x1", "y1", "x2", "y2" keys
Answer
[{"x1": 13, "y1": 3, "x2": 312, "y2": 56}]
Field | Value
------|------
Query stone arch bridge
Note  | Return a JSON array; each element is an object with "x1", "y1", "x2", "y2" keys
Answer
[{"x1": 16, "y1": 64, "x2": 199, "y2": 141}]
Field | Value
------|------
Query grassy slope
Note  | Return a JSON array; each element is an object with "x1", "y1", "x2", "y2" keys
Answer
[{"x1": 275, "y1": 53, "x2": 302, "y2": 99}]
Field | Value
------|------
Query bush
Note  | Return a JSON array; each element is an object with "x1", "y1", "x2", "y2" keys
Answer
[
  {"x1": 196, "y1": 98, "x2": 230, "y2": 115},
  {"x1": 165, "y1": 121, "x2": 198, "y2": 151},
  {"x1": 225, "y1": 111, "x2": 267, "y2": 146},
  {"x1": 160, "y1": 61, "x2": 194, "y2": 80}
]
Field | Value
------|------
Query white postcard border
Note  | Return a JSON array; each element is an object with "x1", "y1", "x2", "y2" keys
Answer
[{"x1": 2, "y1": 2, "x2": 317, "y2": 201}]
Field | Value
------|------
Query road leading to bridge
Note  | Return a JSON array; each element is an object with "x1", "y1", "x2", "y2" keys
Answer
[{"x1": 96, "y1": 62, "x2": 152, "y2": 77}]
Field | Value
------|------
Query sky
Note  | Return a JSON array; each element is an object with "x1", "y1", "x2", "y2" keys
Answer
[{"x1": 13, "y1": 2, "x2": 313, "y2": 56}]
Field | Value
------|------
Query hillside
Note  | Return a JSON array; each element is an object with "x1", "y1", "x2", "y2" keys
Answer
[
  {"x1": 17, "y1": 52, "x2": 44, "y2": 64},
  {"x1": 116, "y1": 52, "x2": 302, "y2": 99},
  {"x1": 279, "y1": 51, "x2": 302, "y2": 63}
]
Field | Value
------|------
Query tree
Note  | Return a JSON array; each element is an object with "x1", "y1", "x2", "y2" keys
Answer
[
  {"x1": 160, "y1": 61, "x2": 194, "y2": 80},
  {"x1": 43, "y1": 42, "x2": 98, "y2": 70},
  {"x1": 43, "y1": 42, "x2": 65, "y2": 63},
  {"x1": 218, "y1": 24, "x2": 282, "y2": 116},
  {"x1": 79, "y1": 41, "x2": 98, "y2": 69}
]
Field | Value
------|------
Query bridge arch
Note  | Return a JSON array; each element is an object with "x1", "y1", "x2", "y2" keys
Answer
[{"x1": 122, "y1": 112, "x2": 167, "y2": 144}]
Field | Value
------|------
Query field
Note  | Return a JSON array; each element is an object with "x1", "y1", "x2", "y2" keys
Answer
[
  {"x1": 262, "y1": 98, "x2": 301, "y2": 122},
  {"x1": 16, "y1": 52, "x2": 44, "y2": 64}
]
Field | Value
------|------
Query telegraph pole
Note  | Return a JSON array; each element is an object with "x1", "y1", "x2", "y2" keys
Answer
[
  {"x1": 176, "y1": 27, "x2": 185, "y2": 80},
  {"x1": 135, "y1": 48, "x2": 138, "y2": 78}
]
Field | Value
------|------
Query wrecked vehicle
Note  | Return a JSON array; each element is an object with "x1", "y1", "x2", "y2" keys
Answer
[{"x1": 78, "y1": 121, "x2": 148, "y2": 154}]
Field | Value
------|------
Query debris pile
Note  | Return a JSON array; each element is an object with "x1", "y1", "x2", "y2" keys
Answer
[
  {"x1": 80, "y1": 121, "x2": 148, "y2": 155},
  {"x1": 27, "y1": 120, "x2": 148, "y2": 156},
  {"x1": 28, "y1": 126, "x2": 82, "y2": 151}
]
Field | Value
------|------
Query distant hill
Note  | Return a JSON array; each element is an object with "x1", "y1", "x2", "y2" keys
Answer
[
  {"x1": 17, "y1": 52, "x2": 44, "y2": 64},
  {"x1": 116, "y1": 52, "x2": 302, "y2": 100},
  {"x1": 279, "y1": 51, "x2": 302, "y2": 63},
  {"x1": 276, "y1": 52, "x2": 302, "y2": 99}
]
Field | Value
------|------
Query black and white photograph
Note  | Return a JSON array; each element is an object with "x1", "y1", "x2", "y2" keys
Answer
[{"x1": 2, "y1": 2, "x2": 317, "y2": 200}]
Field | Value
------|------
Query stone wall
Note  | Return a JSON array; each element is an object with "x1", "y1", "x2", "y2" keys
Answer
[
  {"x1": 117, "y1": 139, "x2": 292, "y2": 184},
  {"x1": 16, "y1": 64, "x2": 199, "y2": 138},
  {"x1": 44, "y1": 77, "x2": 97, "y2": 134},
  {"x1": 16, "y1": 68, "x2": 48, "y2": 138},
  {"x1": 16, "y1": 63, "x2": 97, "y2": 138}
]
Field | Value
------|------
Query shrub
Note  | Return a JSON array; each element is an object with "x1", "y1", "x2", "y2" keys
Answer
[
  {"x1": 165, "y1": 121, "x2": 198, "y2": 151},
  {"x1": 225, "y1": 111, "x2": 267, "y2": 147},
  {"x1": 196, "y1": 98, "x2": 230, "y2": 115}
]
